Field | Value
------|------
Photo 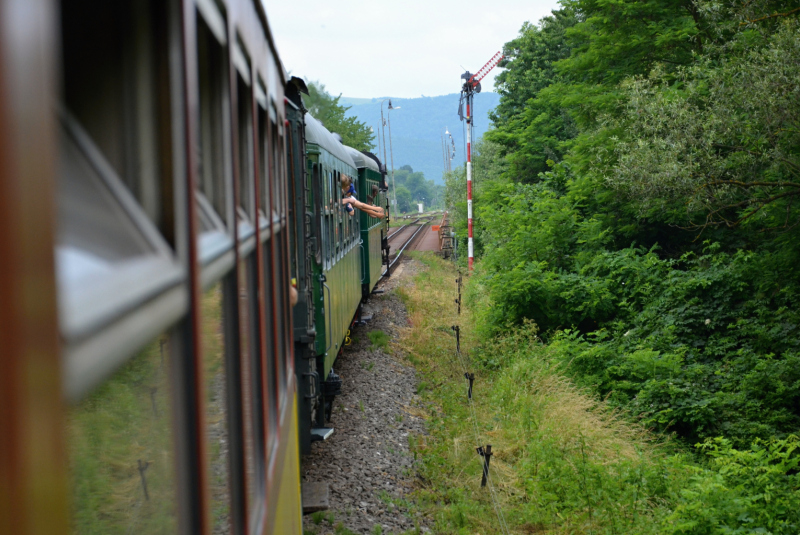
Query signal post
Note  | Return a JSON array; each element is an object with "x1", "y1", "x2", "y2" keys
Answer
[{"x1": 459, "y1": 52, "x2": 502, "y2": 271}]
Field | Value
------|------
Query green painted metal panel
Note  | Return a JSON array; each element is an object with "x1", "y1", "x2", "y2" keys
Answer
[
  {"x1": 357, "y1": 166, "x2": 387, "y2": 294},
  {"x1": 306, "y1": 137, "x2": 362, "y2": 379}
]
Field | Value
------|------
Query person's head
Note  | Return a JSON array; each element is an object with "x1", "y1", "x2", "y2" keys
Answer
[
  {"x1": 368, "y1": 183, "x2": 379, "y2": 203},
  {"x1": 340, "y1": 175, "x2": 352, "y2": 193}
]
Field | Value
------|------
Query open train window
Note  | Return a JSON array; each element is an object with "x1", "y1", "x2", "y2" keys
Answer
[{"x1": 58, "y1": 0, "x2": 184, "y2": 400}]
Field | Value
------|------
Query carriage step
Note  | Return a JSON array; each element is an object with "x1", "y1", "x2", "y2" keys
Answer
[
  {"x1": 310, "y1": 427, "x2": 334, "y2": 442},
  {"x1": 356, "y1": 314, "x2": 373, "y2": 326},
  {"x1": 302, "y1": 481, "x2": 330, "y2": 514}
]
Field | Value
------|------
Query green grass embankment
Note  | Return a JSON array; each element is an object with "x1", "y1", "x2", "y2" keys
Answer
[
  {"x1": 400, "y1": 253, "x2": 800, "y2": 535},
  {"x1": 398, "y1": 253, "x2": 685, "y2": 534}
]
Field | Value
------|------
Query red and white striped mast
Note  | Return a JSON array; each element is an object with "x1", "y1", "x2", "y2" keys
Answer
[{"x1": 460, "y1": 52, "x2": 502, "y2": 271}]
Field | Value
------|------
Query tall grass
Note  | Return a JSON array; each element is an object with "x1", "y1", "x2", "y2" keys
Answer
[{"x1": 398, "y1": 253, "x2": 690, "y2": 534}]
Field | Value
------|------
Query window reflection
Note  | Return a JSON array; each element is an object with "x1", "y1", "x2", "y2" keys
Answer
[
  {"x1": 68, "y1": 333, "x2": 177, "y2": 534},
  {"x1": 202, "y1": 282, "x2": 231, "y2": 533},
  {"x1": 240, "y1": 255, "x2": 265, "y2": 528}
]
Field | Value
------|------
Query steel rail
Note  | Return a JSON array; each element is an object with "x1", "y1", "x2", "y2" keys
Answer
[
  {"x1": 387, "y1": 217, "x2": 422, "y2": 240},
  {"x1": 382, "y1": 221, "x2": 430, "y2": 277}
]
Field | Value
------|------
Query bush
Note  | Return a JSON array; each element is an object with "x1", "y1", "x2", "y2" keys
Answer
[{"x1": 666, "y1": 436, "x2": 800, "y2": 535}]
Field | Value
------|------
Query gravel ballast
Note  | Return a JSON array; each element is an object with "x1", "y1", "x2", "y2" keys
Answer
[{"x1": 301, "y1": 260, "x2": 431, "y2": 535}]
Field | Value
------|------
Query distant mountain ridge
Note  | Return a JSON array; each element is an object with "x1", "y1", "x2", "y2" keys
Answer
[{"x1": 342, "y1": 93, "x2": 500, "y2": 184}]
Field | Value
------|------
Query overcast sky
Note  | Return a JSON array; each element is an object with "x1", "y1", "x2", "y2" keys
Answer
[{"x1": 261, "y1": 0, "x2": 562, "y2": 99}]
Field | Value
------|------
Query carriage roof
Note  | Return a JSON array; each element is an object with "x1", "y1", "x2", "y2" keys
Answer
[
  {"x1": 342, "y1": 145, "x2": 380, "y2": 173},
  {"x1": 304, "y1": 113, "x2": 356, "y2": 169}
]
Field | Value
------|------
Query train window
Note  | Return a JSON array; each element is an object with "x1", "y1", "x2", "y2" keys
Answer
[
  {"x1": 201, "y1": 281, "x2": 232, "y2": 534},
  {"x1": 341, "y1": 173, "x2": 348, "y2": 244},
  {"x1": 256, "y1": 83, "x2": 270, "y2": 230},
  {"x1": 61, "y1": 0, "x2": 170, "y2": 235},
  {"x1": 320, "y1": 167, "x2": 332, "y2": 269},
  {"x1": 269, "y1": 108, "x2": 290, "y2": 399},
  {"x1": 327, "y1": 170, "x2": 334, "y2": 259},
  {"x1": 348, "y1": 177, "x2": 354, "y2": 242},
  {"x1": 58, "y1": 109, "x2": 184, "y2": 401},
  {"x1": 236, "y1": 71, "x2": 254, "y2": 222},
  {"x1": 239, "y1": 255, "x2": 266, "y2": 531},
  {"x1": 270, "y1": 103, "x2": 281, "y2": 219},
  {"x1": 351, "y1": 176, "x2": 357, "y2": 240},
  {"x1": 340, "y1": 172, "x2": 345, "y2": 244},
  {"x1": 311, "y1": 164, "x2": 322, "y2": 264},
  {"x1": 67, "y1": 331, "x2": 178, "y2": 533},
  {"x1": 336, "y1": 171, "x2": 343, "y2": 257},
  {"x1": 346, "y1": 175, "x2": 352, "y2": 240},
  {"x1": 321, "y1": 167, "x2": 328, "y2": 268},
  {"x1": 197, "y1": 10, "x2": 231, "y2": 227},
  {"x1": 277, "y1": 239, "x2": 289, "y2": 407},
  {"x1": 196, "y1": 0, "x2": 226, "y2": 44},
  {"x1": 329, "y1": 170, "x2": 336, "y2": 262},
  {"x1": 318, "y1": 165, "x2": 326, "y2": 269},
  {"x1": 355, "y1": 181, "x2": 359, "y2": 235},
  {"x1": 261, "y1": 236, "x2": 279, "y2": 453}
]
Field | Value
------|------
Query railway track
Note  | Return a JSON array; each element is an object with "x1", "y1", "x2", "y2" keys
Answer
[
  {"x1": 387, "y1": 216, "x2": 425, "y2": 239},
  {"x1": 383, "y1": 216, "x2": 434, "y2": 276}
]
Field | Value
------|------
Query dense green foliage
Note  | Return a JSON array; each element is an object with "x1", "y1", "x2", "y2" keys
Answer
[
  {"x1": 303, "y1": 81, "x2": 375, "y2": 152},
  {"x1": 391, "y1": 164, "x2": 444, "y2": 212},
  {"x1": 447, "y1": 0, "x2": 800, "y2": 531}
]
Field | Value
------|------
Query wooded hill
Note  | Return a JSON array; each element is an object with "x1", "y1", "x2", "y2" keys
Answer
[
  {"x1": 446, "y1": 0, "x2": 800, "y2": 532},
  {"x1": 343, "y1": 92, "x2": 500, "y2": 185}
]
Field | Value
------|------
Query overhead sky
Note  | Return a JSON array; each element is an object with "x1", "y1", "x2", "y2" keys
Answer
[{"x1": 260, "y1": 0, "x2": 563, "y2": 99}]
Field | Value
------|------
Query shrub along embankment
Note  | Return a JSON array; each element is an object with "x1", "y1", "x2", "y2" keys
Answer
[{"x1": 401, "y1": 253, "x2": 800, "y2": 534}]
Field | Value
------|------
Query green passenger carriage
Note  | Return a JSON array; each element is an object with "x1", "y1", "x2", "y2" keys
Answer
[
  {"x1": 343, "y1": 146, "x2": 389, "y2": 300},
  {"x1": 303, "y1": 114, "x2": 363, "y2": 430}
]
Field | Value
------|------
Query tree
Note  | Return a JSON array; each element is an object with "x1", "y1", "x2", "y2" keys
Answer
[
  {"x1": 557, "y1": 0, "x2": 703, "y2": 86},
  {"x1": 487, "y1": 9, "x2": 579, "y2": 181},
  {"x1": 395, "y1": 186, "x2": 412, "y2": 213},
  {"x1": 303, "y1": 81, "x2": 374, "y2": 152},
  {"x1": 608, "y1": 21, "x2": 800, "y2": 232}
]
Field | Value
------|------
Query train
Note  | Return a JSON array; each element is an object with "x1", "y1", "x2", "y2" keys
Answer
[{"x1": 0, "y1": 0, "x2": 391, "y2": 534}]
